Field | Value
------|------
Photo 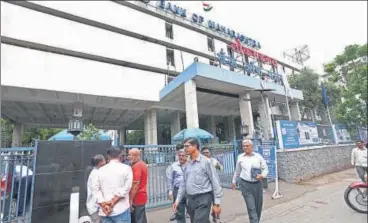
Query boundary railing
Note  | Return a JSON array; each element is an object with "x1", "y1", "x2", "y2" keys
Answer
[
  {"x1": 0, "y1": 146, "x2": 37, "y2": 223},
  {"x1": 120, "y1": 144, "x2": 237, "y2": 209}
]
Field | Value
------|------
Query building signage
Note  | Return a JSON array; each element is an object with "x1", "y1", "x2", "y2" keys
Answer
[
  {"x1": 156, "y1": 0, "x2": 261, "y2": 49},
  {"x1": 231, "y1": 39, "x2": 277, "y2": 65},
  {"x1": 216, "y1": 49, "x2": 283, "y2": 85}
]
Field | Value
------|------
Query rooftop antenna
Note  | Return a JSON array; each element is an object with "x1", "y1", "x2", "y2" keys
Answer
[{"x1": 283, "y1": 45, "x2": 310, "y2": 66}]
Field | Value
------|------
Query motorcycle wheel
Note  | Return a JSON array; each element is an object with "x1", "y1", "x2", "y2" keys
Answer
[{"x1": 344, "y1": 186, "x2": 368, "y2": 214}]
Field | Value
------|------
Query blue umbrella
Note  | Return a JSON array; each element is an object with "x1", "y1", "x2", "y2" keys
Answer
[
  {"x1": 172, "y1": 128, "x2": 214, "y2": 141},
  {"x1": 48, "y1": 129, "x2": 111, "y2": 141}
]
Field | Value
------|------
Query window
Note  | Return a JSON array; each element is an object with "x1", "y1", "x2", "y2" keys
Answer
[
  {"x1": 166, "y1": 49, "x2": 175, "y2": 67},
  {"x1": 207, "y1": 37, "x2": 214, "y2": 52},
  {"x1": 165, "y1": 23, "x2": 173, "y2": 39}
]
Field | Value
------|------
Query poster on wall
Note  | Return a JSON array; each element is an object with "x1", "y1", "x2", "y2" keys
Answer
[
  {"x1": 317, "y1": 125, "x2": 334, "y2": 144},
  {"x1": 275, "y1": 120, "x2": 299, "y2": 149},
  {"x1": 334, "y1": 124, "x2": 352, "y2": 144},
  {"x1": 297, "y1": 122, "x2": 319, "y2": 146},
  {"x1": 257, "y1": 144, "x2": 277, "y2": 179},
  {"x1": 358, "y1": 128, "x2": 367, "y2": 142}
]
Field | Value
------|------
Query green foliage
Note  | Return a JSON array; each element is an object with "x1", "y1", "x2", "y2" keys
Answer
[
  {"x1": 126, "y1": 130, "x2": 144, "y2": 145},
  {"x1": 77, "y1": 123, "x2": 101, "y2": 140},
  {"x1": 324, "y1": 43, "x2": 367, "y2": 127},
  {"x1": 1, "y1": 118, "x2": 63, "y2": 146},
  {"x1": 287, "y1": 68, "x2": 341, "y2": 120},
  {"x1": 288, "y1": 67, "x2": 322, "y2": 109},
  {"x1": 1, "y1": 119, "x2": 13, "y2": 147},
  {"x1": 22, "y1": 128, "x2": 63, "y2": 145}
]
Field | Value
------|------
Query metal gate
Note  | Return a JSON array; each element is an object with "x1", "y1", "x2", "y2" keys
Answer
[
  {"x1": 0, "y1": 146, "x2": 37, "y2": 223},
  {"x1": 120, "y1": 144, "x2": 237, "y2": 209}
]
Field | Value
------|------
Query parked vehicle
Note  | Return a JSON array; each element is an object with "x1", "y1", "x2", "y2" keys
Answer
[
  {"x1": 0, "y1": 155, "x2": 19, "y2": 222},
  {"x1": 1, "y1": 155, "x2": 12, "y2": 221},
  {"x1": 344, "y1": 180, "x2": 368, "y2": 214}
]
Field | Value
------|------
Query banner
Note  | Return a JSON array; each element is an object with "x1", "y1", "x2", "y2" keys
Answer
[
  {"x1": 333, "y1": 124, "x2": 352, "y2": 143},
  {"x1": 276, "y1": 120, "x2": 299, "y2": 149},
  {"x1": 317, "y1": 125, "x2": 335, "y2": 144},
  {"x1": 276, "y1": 120, "x2": 320, "y2": 149},
  {"x1": 256, "y1": 144, "x2": 277, "y2": 179},
  {"x1": 321, "y1": 84, "x2": 329, "y2": 107},
  {"x1": 297, "y1": 121, "x2": 319, "y2": 146},
  {"x1": 358, "y1": 127, "x2": 367, "y2": 142}
]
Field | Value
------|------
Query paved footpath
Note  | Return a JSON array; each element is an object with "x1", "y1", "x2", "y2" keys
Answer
[
  {"x1": 229, "y1": 168, "x2": 367, "y2": 223},
  {"x1": 147, "y1": 168, "x2": 367, "y2": 223}
]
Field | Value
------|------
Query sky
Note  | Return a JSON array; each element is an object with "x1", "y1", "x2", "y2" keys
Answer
[{"x1": 172, "y1": 1, "x2": 367, "y2": 73}]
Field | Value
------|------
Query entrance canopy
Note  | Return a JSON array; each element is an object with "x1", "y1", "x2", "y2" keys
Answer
[{"x1": 158, "y1": 63, "x2": 303, "y2": 116}]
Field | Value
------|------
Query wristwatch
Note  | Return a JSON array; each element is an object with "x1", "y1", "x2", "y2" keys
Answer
[{"x1": 214, "y1": 204, "x2": 220, "y2": 207}]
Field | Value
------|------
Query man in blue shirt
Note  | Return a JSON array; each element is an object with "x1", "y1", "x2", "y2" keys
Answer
[
  {"x1": 174, "y1": 137, "x2": 222, "y2": 223},
  {"x1": 167, "y1": 149, "x2": 187, "y2": 222}
]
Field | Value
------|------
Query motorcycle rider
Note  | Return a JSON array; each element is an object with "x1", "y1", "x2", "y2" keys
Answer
[{"x1": 351, "y1": 140, "x2": 368, "y2": 182}]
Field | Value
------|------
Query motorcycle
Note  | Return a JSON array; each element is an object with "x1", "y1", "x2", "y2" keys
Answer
[{"x1": 344, "y1": 180, "x2": 368, "y2": 214}]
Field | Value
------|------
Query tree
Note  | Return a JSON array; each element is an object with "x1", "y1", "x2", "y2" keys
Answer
[
  {"x1": 287, "y1": 67, "x2": 341, "y2": 121},
  {"x1": 323, "y1": 43, "x2": 367, "y2": 127},
  {"x1": 1, "y1": 119, "x2": 13, "y2": 147},
  {"x1": 77, "y1": 123, "x2": 101, "y2": 140},
  {"x1": 126, "y1": 130, "x2": 144, "y2": 145},
  {"x1": 1, "y1": 118, "x2": 63, "y2": 146},
  {"x1": 22, "y1": 128, "x2": 63, "y2": 145}
]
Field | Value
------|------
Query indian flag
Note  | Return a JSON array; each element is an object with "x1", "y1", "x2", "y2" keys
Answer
[{"x1": 202, "y1": 2, "x2": 213, "y2": 12}]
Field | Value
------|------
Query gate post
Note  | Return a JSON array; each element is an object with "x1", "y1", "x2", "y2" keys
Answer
[{"x1": 69, "y1": 187, "x2": 80, "y2": 223}]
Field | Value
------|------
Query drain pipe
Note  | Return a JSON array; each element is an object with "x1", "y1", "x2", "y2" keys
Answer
[{"x1": 70, "y1": 187, "x2": 80, "y2": 223}]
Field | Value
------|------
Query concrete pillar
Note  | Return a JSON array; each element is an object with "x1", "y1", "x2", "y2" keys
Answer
[
  {"x1": 119, "y1": 128, "x2": 126, "y2": 145},
  {"x1": 225, "y1": 116, "x2": 236, "y2": 142},
  {"x1": 207, "y1": 116, "x2": 217, "y2": 137},
  {"x1": 290, "y1": 102, "x2": 302, "y2": 121},
  {"x1": 258, "y1": 96, "x2": 274, "y2": 139},
  {"x1": 184, "y1": 80, "x2": 199, "y2": 128},
  {"x1": 11, "y1": 123, "x2": 24, "y2": 147},
  {"x1": 144, "y1": 109, "x2": 157, "y2": 145},
  {"x1": 239, "y1": 93, "x2": 254, "y2": 138},
  {"x1": 170, "y1": 111, "x2": 181, "y2": 137}
]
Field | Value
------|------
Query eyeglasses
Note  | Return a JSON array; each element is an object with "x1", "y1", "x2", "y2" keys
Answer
[{"x1": 183, "y1": 144, "x2": 191, "y2": 148}]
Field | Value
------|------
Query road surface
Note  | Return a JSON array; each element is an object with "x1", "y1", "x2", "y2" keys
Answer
[{"x1": 230, "y1": 171, "x2": 367, "y2": 223}]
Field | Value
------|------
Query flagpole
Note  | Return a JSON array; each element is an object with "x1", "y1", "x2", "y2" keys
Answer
[
  {"x1": 322, "y1": 84, "x2": 337, "y2": 144},
  {"x1": 284, "y1": 84, "x2": 292, "y2": 121},
  {"x1": 326, "y1": 105, "x2": 333, "y2": 127}
]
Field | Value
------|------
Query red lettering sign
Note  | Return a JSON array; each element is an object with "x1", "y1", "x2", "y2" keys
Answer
[{"x1": 230, "y1": 39, "x2": 278, "y2": 66}]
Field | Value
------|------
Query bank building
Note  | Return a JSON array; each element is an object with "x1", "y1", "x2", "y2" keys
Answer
[{"x1": 1, "y1": 1, "x2": 304, "y2": 146}]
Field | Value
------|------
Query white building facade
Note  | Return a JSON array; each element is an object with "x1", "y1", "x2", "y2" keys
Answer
[{"x1": 1, "y1": 1, "x2": 303, "y2": 146}]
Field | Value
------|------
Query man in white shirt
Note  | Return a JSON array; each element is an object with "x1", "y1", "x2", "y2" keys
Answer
[
  {"x1": 351, "y1": 140, "x2": 368, "y2": 182},
  {"x1": 92, "y1": 148, "x2": 133, "y2": 223},
  {"x1": 86, "y1": 154, "x2": 106, "y2": 223},
  {"x1": 202, "y1": 147, "x2": 223, "y2": 171},
  {"x1": 231, "y1": 139, "x2": 268, "y2": 223}
]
